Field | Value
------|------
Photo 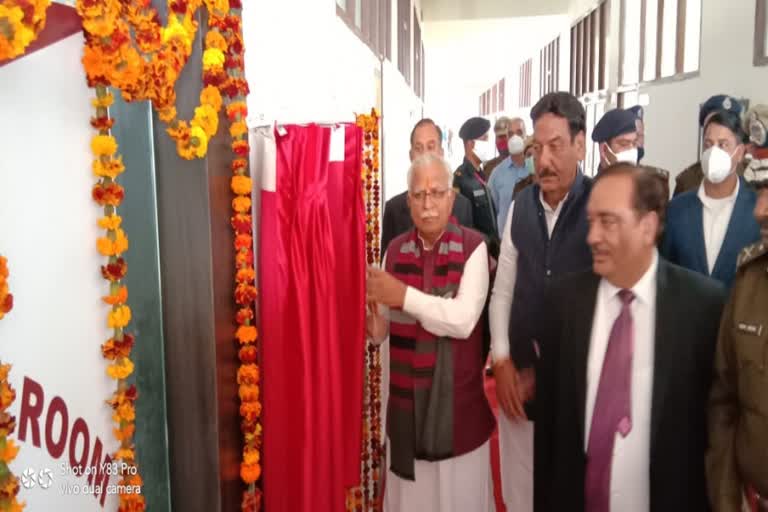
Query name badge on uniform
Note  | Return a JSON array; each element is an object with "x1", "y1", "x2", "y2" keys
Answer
[
  {"x1": 473, "y1": 189, "x2": 486, "y2": 197},
  {"x1": 737, "y1": 322, "x2": 764, "y2": 336}
]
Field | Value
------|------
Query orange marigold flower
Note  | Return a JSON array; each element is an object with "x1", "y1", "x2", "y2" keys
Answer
[
  {"x1": 231, "y1": 175, "x2": 252, "y2": 195},
  {"x1": 239, "y1": 384, "x2": 259, "y2": 402},
  {"x1": 234, "y1": 283, "x2": 257, "y2": 306},
  {"x1": 236, "y1": 268, "x2": 255, "y2": 284},
  {"x1": 114, "y1": 401, "x2": 136, "y2": 423},
  {"x1": 102, "y1": 286, "x2": 128, "y2": 306},
  {"x1": 240, "y1": 402, "x2": 262, "y2": 422},
  {"x1": 90, "y1": 116, "x2": 115, "y2": 131},
  {"x1": 93, "y1": 156, "x2": 126, "y2": 179},
  {"x1": 114, "y1": 424, "x2": 136, "y2": 443},
  {"x1": 159, "y1": 106, "x2": 177, "y2": 123},
  {"x1": 0, "y1": 383, "x2": 16, "y2": 410},
  {"x1": 236, "y1": 325, "x2": 258, "y2": 344},
  {"x1": 101, "y1": 333, "x2": 135, "y2": 360},
  {"x1": 92, "y1": 182, "x2": 125, "y2": 207},
  {"x1": 229, "y1": 120, "x2": 248, "y2": 139},
  {"x1": 226, "y1": 102, "x2": 248, "y2": 121},
  {"x1": 240, "y1": 462, "x2": 261, "y2": 484},
  {"x1": 199, "y1": 84, "x2": 223, "y2": 111},
  {"x1": 204, "y1": 28, "x2": 227, "y2": 50},
  {"x1": 235, "y1": 234, "x2": 253, "y2": 251},
  {"x1": 237, "y1": 364, "x2": 259, "y2": 385},
  {"x1": 0, "y1": 439, "x2": 19, "y2": 464},
  {"x1": 113, "y1": 448, "x2": 135, "y2": 462},
  {"x1": 232, "y1": 196, "x2": 251, "y2": 213},
  {"x1": 235, "y1": 250, "x2": 254, "y2": 267}
]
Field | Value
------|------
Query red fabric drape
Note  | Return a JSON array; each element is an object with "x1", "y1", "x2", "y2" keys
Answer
[{"x1": 259, "y1": 124, "x2": 365, "y2": 511}]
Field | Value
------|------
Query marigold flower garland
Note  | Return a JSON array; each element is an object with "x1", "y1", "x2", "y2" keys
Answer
[
  {"x1": 77, "y1": 0, "x2": 231, "y2": 159},
  {"x1": 90, "y1": 86, "x2": 145, "y2": 512},
  {"x1": 0, "y1": 256, "x2": 23, "y2": 512},
  {"x1": 0, "y1": 0, "x2": 50, "y2": 62},
  {"x1": 352, "y1": 109, "x2": 383, "y2": 511},
  {"x1": 216, "y1": 2, "x2": 261, "y2": 511}
]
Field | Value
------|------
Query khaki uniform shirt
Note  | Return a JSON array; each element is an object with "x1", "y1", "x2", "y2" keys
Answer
[{"x1": 707, "y1": 240, "x2": 768, "y2": 511}]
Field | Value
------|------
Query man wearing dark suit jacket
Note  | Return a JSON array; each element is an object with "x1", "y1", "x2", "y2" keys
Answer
[
  {"x1": 534, "y1": 163, "x2": 726, "y2": 512},
  {"x1": 381, "y1": 119, "x2": 473, "y2": 253}
]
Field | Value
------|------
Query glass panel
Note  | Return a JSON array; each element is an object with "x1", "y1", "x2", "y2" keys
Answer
[
  {"x1": 684, "y1": 0, "x2": 701, "y2": 72},
  {"x1": 622, "y1": 0, "x2": 641, "y2": 84},
  {"x1": 661, "y1": 0, "x2": 678, "y2": 77},
  {"x1": 643, "y1": 0, "x2": 659, "y2": 81}
]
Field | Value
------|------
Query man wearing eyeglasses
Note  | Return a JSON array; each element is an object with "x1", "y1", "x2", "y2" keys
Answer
[{"x1": 367, "y1": 153, "x2": 496, "y2": 512}]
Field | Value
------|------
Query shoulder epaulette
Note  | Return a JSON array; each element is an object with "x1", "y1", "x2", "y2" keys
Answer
[{"x1": 737, "y1": 241, "x2": 768, "y2": 269}]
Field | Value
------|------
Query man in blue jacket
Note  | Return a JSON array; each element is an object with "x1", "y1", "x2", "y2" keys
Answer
[{"x1": 661, "y1": 109, "x2": 761, "y2": 288}]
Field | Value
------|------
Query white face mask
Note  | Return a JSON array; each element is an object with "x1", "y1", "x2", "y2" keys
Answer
[
  {"x1": 507, "y1": 135, "x2": 525, "y2": 155},
  {"x1": 701, "y1": 146, "x2": 737, "y2": 184},
  {"x1": 606, "y1": 145, "x2": 638, "y2": 165},
  {"x1": 473, "y1": 139, "x2": 494, "y2": 162}
]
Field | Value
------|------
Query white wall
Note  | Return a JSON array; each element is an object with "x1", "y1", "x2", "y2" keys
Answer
[{"x1": 242, "y1": 0, "x2": 423, "y2": 201}]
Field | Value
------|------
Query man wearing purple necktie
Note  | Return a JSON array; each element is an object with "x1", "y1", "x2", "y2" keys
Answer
[{"x1": 533, "y1": 163, "x2": 727, "y2": 512}]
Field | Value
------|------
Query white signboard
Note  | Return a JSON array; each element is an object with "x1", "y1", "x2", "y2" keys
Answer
[{"x1": 0, "y1": 34, "x2": 122, "y2": 510}]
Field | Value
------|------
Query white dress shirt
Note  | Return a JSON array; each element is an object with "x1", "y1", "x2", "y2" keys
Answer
[
  {"x1": 489, "y1": 192, "x2": 568, "y2": 362},
  {"x1": 697, "y1": 180, "x2": 739, "y2": 274},
  {"x1": 584, "y1": 251, "x2": 658, "y2": 512},
  {"x1": 372, "y1": 241, "x2": 490, "y2": 343}
]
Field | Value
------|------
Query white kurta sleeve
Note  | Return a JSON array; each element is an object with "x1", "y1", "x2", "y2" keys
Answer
[
  {"x1": 401, "y1": 242, "x2": 489, "y2": 339},
  {"x1": 489, "y1": 202, "x2": 519, "y2": 362}
]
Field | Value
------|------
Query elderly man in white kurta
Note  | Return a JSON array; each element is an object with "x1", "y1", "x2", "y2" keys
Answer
[{"x1": 367, "y1": 154, "x2": 496, "y2": 512}]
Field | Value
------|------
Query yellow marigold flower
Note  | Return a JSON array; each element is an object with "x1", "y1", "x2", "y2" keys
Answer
[
  {"x1": 91, "y1": 135, "x2": 118, "y2": 157},
  {"x1": 114, "y1": 401, "x2": 136, "y2": 422},
  {"x1": 192, "y1": 104, "x2": 219, "y2": 138},
  {"x1": 202, "y1": 48, "x2": 225, "y2": 70},
  {"x1": 232, "y1": 196, "x2": 252, "y2": 213},
  {"x1": 0, "y1": 382, "x2": 16, "y2": 410},
  {"x1": 231, "y1": 176, "x2": 252, "y2": 195},
  {"x1": 91, "y1": 93, "x2": 115, "y2": 109},
  {"x1": 97, "y1": 237, "x2": 114, "y2": 256},
  {"x1": 98, "y1": 215, "x2": 123, "y2": 231},
  {"x1": 161, "y1": 15, "x2": 191, "y2": 54},
  {"x1": 200, "y1": 85, "x2": 222, "y2": 111},
  {"x1": 230, "y1": 121, "x2": 248, "y2": 138},
  {"x1": 108, "y1": 305, "x2": 132, "y2": 329},
  {"x1": 189, "y1": 125, "x2": 209, "y2": 158},
  {"x1": 204, "y1": 29, "x2": 227, "y2": 51},
  {"x1": 106, "y1": 358, "x2": 134, "y2": 380},
  {"x1": 0, "y1": 6, "x2": 34, "y2": 60},
  {"x1": 0, "y1": 439, "x2": 19, "y2": 464},
  {"x1": 96, "y1": 230, "x2": 128, "y2": 256},
  {"x1": 93, "y1": 156, "x2": 125, "y2": 179}
]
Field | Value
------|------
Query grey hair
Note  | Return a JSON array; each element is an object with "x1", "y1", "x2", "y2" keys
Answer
[
  {"x1": 510, "y1": 117, "x2": 527, "y2": 134},
  {"x1": 407, "y1": 154, "x2": 454, "y2": 191}
]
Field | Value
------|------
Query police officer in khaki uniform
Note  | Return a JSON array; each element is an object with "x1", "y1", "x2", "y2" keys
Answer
[
  {"x1": 707, "y1": 104, "x2": 768, "y2": 512},
  {"x1": 454, "y1": 116, "x2": 500, "y2": 257},
  {"x1": 675, "y1": 95, "x2": 748, "y2": 197}
]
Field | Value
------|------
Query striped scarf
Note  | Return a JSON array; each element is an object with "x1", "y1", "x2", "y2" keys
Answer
[{"x1": 386, "y1": 222, "x2": 478, "y2": 480}]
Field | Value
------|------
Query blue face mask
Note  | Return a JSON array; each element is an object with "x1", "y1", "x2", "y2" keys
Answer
[{"x1": 525, "y1": 156, "x2": 535, "y2": 174}]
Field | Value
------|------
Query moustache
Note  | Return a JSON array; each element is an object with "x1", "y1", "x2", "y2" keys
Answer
[
  {"x1": 537, "y1": 168, "x2": 557, "y2": 179},
  {"x1": 420, "y1": 211, "x2": 439, "y2": 220}
]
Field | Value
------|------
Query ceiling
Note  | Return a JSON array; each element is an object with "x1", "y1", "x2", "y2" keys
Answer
[{"x1": 421, "y1": 0, "x2": 571, "y2": 22}]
